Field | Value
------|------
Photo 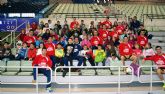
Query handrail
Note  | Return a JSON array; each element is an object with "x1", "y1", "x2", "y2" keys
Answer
[
  {"x1": 138, "y1": 65, "x2": 165, "y2": 94},
  {"x1": 0, "y1": 66, "x2": 52, "y2": 85},
  {"x1": 0, "y1": 66, "x2": 52, "y2": 94},
  {"x1": 55, "y1": 66, "x2": 134, "y2": 94},
  {"x1": 0, "y1": 20, "x2": 27, "y2": 48}
]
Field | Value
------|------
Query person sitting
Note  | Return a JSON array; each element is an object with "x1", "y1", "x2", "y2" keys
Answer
[
  {"x1": 142, "y1": 46, "x2": 165, "y2": 89},
  {"x1": 27, "y1": 43, "x2": 37, "y2": 61},
  {"x1": 94, "y1": 45, "x2": 106, "y2": 66},
  {"x1": 118, "y1": 36, "x2": 137, "y2": 72},
  {"x1": 32, "y1": 47, "x2": 53, "y2": 92},
  {"x1": 54, "y1": 43, "x2": 66, "y2": 66},
  {"x1": 2, "y1": 42, "x2": 15, "y2": 61},
  {"x1": 15, "y1": 43, "x2": 28, "y2": 60},
  {"x1": 142, "y1": 42, "x2": 155, "y2": 58}
]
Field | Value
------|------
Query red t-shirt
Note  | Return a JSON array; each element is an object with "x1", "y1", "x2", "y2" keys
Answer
[
  {"x1": 32, "y1": 54, "x2": 52, "y2": 68},
  {"x1": 137, "y1": 36, "x2": 148, "y2": 47},
  {"x1": 102, "y1": 20, "x2": 112, "y2": 29},
  {"x1": 133, "y1": 49, "x2": 142, "y2": 57},
  {"x1": 23, "y1": 35, "x2": 36, "y2": 46},
  {"x1": 115, "y1": 25, "x2": 125, "y2": 35},
  {"x1": 144, "y1": 54, "x2": 165, "y2": 68},
  {"x1": 45, "y1": 43, "x2": 56, "y2": 56},
  {"x1": 70, "y1": 21, "x2": 79, "y2": 29},
  {"x1": 28, "y1": 48, "x2": 37, "y2": 59},
  {"x1": 119, "y1": 43, "x2": 133, "y2": 56},
  {"x1": 109, "y1": 31, "x2": 119, "y2": 39},
  {"x1": 90, "y1": 36, "x2": 103, "y2": 46},
  {"x1": 98, "y1": 29, "x2": 109, "y2": 40}
]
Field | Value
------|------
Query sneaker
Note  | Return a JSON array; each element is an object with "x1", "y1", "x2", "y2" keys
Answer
[
  {"x1": 163, "y1": 83, "x2": 165, "y2": 89},
  {"x1": 46, "y1": 87, "x2": 53, "y2": 93}
]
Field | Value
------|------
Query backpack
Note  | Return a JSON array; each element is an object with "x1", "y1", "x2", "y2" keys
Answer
[{"x1": 130, "y1": 63, "x2": 141, "y2": 76}]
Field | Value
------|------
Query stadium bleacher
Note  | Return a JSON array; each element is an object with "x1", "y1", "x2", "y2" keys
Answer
[{"x1": 1, "y1": 0, "x2": 165, "y2": 94}]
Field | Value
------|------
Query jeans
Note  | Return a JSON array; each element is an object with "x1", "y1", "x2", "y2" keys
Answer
[{"x1": 33, "y1": 68, "x2": 51, "y2": 88}]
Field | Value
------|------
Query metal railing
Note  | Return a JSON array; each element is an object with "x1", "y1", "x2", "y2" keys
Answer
[
  {"x1": 138, "y1": 65, "x2": 165, "y2": 94},
  {"x1": 55, "y1": 66, "x2": 134, "y2": 94},
  {"x1": 0, "y1": 66, "x2": 53, "y2": 94},
  {"x1": 0, "y1": 20, "x2": 27, "y2": 48}
]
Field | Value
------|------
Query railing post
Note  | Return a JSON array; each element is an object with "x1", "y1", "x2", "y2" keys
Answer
[
  {"x1": 36, "y1": 67, "x2": 39, "y2": 94},
  {"x1": 117, "y1": 67, "x2": 121, "y2": 94},
  {"x1": 69, "y1": 67, "x2": 71, "y2": 94},
  {"x1": 149, "y1": 67, "x2": 153, "y2": 94}
]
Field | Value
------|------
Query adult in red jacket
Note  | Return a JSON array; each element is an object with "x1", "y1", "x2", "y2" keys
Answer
[
  {"x1": 23, "y1": 31, "x2": 36, "y2": 47},
  {"x1": 44, "y1": 36, "x2": 56, "y2": 70},
  {"x1": 102, "y1": 17, "x2": 112, "y2": 29},
  {"x1": 32, "y1": 47, "x2": 53, "y2": 92},
  {"x1": 70, "y1": 17, "x2": 79, "y2": 30},
  {"x1": 137, "y1": 30, "x2": 148, "y2": 48},
  {"x1": 27, "y1": 43, "x2": 37, "y2": 61},
  {"x1": 142, "y1": 46, "x2": 165, "y2": 88},
  {"x1": 90, "y1": 30, "x2": 103, "y2": 49},
  {"x1": 98, "y1": 24, "x2": 109, "y2": 40},
  {"x1": 118, "y1": 36, "x2": 137, "y2": 66}
]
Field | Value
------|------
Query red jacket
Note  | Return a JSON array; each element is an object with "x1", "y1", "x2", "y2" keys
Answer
[
  {"x1": 137, "y1": 35, "x2": 148, "y2": 47},
  {"x1": 23, "y1": 35, "x2": 36, "y2": 46},
  {"x1": 31, "y1": 23, "x2": 37, "y2": 31},
  {"x1": 32, "y1": 54, "x2": 52, "y2": 68},
  {"x1": 115, "y1": 25, "x2": 125, "y2": 35},
  {"x1": 90, "y1": 36, "x2": 103, "y2": 46},
  {"x1": 45, "y1": 43, "x2": 56, "y2": 56},
  {"x1": 19, "y1": 33, "x2": 26, "y2": 41},
  {"x1": 70, "y1": 21, "x2": 79, "y2": 29},
  {"x1": 102, "y1": 20, "x2": 112, "y2": 29},
  {"x1": 28, "y1": 48, "x2": 37, "y2": 59},
  {"x1": 144, "y1": 53, "x2": 165, "y2": 67},
  {"x1": 98, "y1": 29, "x2": 109, "y2": 40},
  {"x1": 119, "y1": 43, "x2": 133, "y2": 56}
]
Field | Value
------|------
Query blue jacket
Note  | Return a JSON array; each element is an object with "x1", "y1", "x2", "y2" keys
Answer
[{"x1": 73, "y1": 43, "x2": 82, "y2": 57}]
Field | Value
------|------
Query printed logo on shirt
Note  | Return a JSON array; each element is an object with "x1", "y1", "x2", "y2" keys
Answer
[
  {"x1": 47, "y1": 46, "x2": 53, "y2": 51},
  {"x1": 124, "y1": 48, "x2": 129, "y2": 53},
  {"x1": 156, "y1": 60, "x2": 164, "y2": 65},
  {"x1": 140, "y1": 40, "x2": 145, "y2": 44}
]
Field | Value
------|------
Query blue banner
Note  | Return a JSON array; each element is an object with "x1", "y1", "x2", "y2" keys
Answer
[{"x1": 0, "y1": 18, "x2": 39, "y2": 32}]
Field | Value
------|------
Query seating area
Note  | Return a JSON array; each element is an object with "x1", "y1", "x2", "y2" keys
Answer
[
  {"x1": 0, "y1": 59, "x2": 157, "y2": 76},
  {"x1": 111, "y1": 3, "x2": 165, "y2": 21},
  {"x1": 49, "y1": 3, "x2": 106, "y2": 18}
]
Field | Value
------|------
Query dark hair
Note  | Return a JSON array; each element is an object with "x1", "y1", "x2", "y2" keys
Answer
[
  {"x1": 106, "y1": 16, "x2": 109, "y2": 19},
  {"x1": 155, "y1": 46, "x2": 162, "y2": 49},
  {"x1": 42, "y1": 47, "x2": 47, "y2": 50}
]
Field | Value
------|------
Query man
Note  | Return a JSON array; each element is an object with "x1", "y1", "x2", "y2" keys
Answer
[
  {"x1": 102, "y1": 16, "x2": 112, "y2": 29},
  {"x1": 142, "y1": 46, "x2": 165, "y2": 89},
  {"x1": 32, "y1": 47, "x2": 53, "y2": 92},
  {"x1": 118, "y1": 36, "x2": 137, "y2": 68},
  {"x1": 44, "y1": 37, "x2": 56, "y2": 70},
  {"x1": 23, "y1": 30, "x2": 36, "y2": 47},
  {"x1": 70, "y1": 17, "x2": 79, "y2": 30}
]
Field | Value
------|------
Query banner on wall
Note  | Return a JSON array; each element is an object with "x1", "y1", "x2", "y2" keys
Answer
[{"x1": 0, "y1": 18, "x2": 39, "y2": 32}]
